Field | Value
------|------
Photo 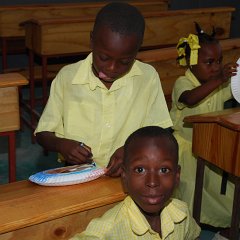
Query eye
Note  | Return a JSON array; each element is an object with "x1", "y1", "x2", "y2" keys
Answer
[
  {"x1": 205, "y1": 59, "x2": 214, "y2": 65},
  {"x1": 159, "y1": 167, "x2": 170, "y2": 174},
  {"x1": 99, "y1": 55, "x2": 109, "y2": 61},
  {"x1": 217, "y1": 58, "x2": 223, "y2": 64},
  {"x1": 120, "y1": 58, "x2": 133, "y2": 65},
  {"x1": 134, "y1": 167, "x2": 145, "y2": 174}
]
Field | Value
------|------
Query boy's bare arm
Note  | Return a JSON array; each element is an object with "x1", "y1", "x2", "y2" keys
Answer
[{"x1": 36, "y1": 131, "x2": 93, "y2": 165}]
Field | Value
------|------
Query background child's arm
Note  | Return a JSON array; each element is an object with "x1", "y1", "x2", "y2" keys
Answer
[{"x1": 179, "y1": 62, "x2": 238, "y2": 106}]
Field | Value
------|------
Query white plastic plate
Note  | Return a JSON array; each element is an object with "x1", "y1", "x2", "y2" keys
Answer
[
  {"x1": 231, "y1": 58, "x2": 240, "y2": 104},
  {"x1": 29, "y1": 163, "x2": 106, "y2": 186}
]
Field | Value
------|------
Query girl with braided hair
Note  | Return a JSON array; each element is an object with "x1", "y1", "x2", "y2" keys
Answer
[{"x1": 170, "y1": 22, "x2": 238, "y2": 239}]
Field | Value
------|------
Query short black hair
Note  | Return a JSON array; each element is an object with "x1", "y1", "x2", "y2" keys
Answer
[
  {"x1": 123, "y1": 126, "x2": 179, "y2": 165},
  {"x1": 93, "y1": 2, "x2": 145, "y2": 43}
]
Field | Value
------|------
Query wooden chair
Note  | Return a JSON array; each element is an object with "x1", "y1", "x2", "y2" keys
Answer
[{"x1": 0, "y1": 73, "x2": 28, "y2": 182}]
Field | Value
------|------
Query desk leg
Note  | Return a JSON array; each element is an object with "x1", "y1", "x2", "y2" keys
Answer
[
  {"x1": 1, "y1": 37, "x2": 8, "y2": 71},
  {"x1": 229, "y1": 176, "x2": 240, "y2": 240},
  {"x1": 0, "y1": 131, "x2": 16, "y2": 182},
  {"x1": 29, "y1": 50, "x2": 36, "y2": 143},
  {"x1": 8, "y1": 131, "x2": 16, "y2": 182},
  {"x1": 193, "y1": 157, "x2": 205, "y2": 225},
  {"x1": 42, "y1": 56, "x2": 48, "y2": 105}
]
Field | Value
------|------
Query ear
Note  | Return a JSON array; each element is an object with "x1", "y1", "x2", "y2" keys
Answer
[
  {"x1": 175, "y1": 165, "x2": 181, "y2": 187},
  {"x1": 121, "y1": 166, "x2": 128, "y2": 193},
  {"x1": 90, "y1": 31, "x2": 93, "y2": 49}
]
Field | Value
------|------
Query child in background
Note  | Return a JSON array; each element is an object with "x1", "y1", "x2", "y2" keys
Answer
[
  {"x1": 170, "y1": 22, "x2": 238, "y2": 239},
  {"x1": 35, "y1": 2, "x2": 172, "y2": 177},
  {"x1": 70, "y1": 126, "x2": 200, "y2": 240}
]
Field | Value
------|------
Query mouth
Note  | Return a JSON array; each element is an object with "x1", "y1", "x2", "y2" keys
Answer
[
  {"x1": 142, "y1": 195, "x2": 164, "y2": 205},
  {"x1": 98, "y1": 71, "x2": 114, "y2": 81}
]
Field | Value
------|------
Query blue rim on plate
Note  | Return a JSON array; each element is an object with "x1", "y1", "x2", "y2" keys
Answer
[
  {"x1": 29, "y1": 162, "x2": 106, "y2": 186},
  {"x1": 231, "y1": 58, "x2": 240, "y2": 104}
]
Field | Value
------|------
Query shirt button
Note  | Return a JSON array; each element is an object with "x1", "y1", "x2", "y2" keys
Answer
[{"x1": 105, "y1": 123, "x2": 111, "y2": 128}]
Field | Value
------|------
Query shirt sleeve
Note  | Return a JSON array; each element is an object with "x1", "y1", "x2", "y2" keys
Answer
[
  {"x1": 143, "y1": 69, "x2": 173, "y2": 129},
  {"x1": 172, "y1": 76, "x2": 196, "y2": 110},
  {"x1": 69, "y1": 232, "x2": 101, "y2": 240},
  {"x1": 34, "y1": 71, "x2": 64, "y2": 137},
  {"x1": 185, "y1": 210, "x2": 201, "y2": 240}
]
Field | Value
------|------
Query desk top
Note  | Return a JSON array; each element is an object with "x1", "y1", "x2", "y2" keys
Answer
[
  {"x1": 0, "y1": 177, "x2": 125, "y2": 234},
  {"x1": 184, "y1": 108, "x2": 240, "y2": 176},
  {"x1": 0, "y1": 73, "x2": 28, "y2": 88},
  {"x1": 184, "y1": 107, "x2": 240, "y2": 131}
]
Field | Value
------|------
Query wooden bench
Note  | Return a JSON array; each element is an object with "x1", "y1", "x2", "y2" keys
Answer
[
  {"x1": 0, "y1": 177, "x2": 126, "y2": 240},
  {"x1": 23, "y1": 6, "x2": 234, "y2": 56},
  {"x1": 0, "y1": 0, "x2": 169, "y2": 71},
  {"x1": 136, "y1": 37, "x2": 240, "y2": 109},
  {"x1": 0, "y1": 73, "x2": 28, "y2": 182}
]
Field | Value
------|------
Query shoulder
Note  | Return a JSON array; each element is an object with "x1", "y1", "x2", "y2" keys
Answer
[
  {"x1": 134, "y1": 60, "x2": 158, "y2": 77},
  {"x1": 83, "y1": 200, "x2": 128, "y2": 235},
  {"x1": 57, "y1": 60, "x2": 83, "y2": 78},
  {"x1": 174, "y1": 69, "x2": 200, "y2": 88},
  {"x1": 164, "y1": 199, "x2": 201, "y2": 239},
  {"x1": 167, "y1": 198, "x2": 190, "y2": 214}
]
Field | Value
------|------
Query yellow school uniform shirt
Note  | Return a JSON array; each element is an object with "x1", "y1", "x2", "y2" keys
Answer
[
  {"x1": 170, "y1": 69, "x2": 234, "y2": 228},
  {"x1": 35, "y1": 53, "x2": 172, "y2": 167},
  {"x1": 70, "y1": 196, "x2": 201, "y2": 240}
]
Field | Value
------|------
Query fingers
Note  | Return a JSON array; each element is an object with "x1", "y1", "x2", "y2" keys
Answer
[
  {"x1": 79, "y1": 142, "x2": 93, "y2": 158},
  {"x1": 105, "y1": 158, "x2": 123, "y2": 177},
  {"x1": 65, "y1": 141, "x2": 93, "y2": 165}
]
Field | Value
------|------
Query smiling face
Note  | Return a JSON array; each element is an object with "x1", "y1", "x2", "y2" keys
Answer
[
  {"x1": 122, "y1": 136, "x2": 180, "y2": 217},
  {"x1": 191, "y1": 42, "x2": 223, "y2": 84},
  {"x1": 91, "y1": 25, "x2": 140, "y2": 89}
]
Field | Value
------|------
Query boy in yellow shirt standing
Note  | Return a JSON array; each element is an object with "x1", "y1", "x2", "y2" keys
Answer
[
  {"x1": 70, "y1": 126, "x2": 200, "y2": 240},
  {"x1": 35, "y1": 2, "x2": 172, "y2": 177}
]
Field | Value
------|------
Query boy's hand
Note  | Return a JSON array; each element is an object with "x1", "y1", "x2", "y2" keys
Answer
[
  {"x1": 220, "y1": 62, "x2": 238, "y2": 82},
  {"x1": 105, "y1": 146, "x2": 124, "y2": 177},
  {"x1": 59, "y1": 139, "x2": 93, "y2": 165}
]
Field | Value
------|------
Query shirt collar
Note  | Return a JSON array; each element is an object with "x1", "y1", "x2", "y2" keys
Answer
[
  {"x1": 160, "y1": 199, "x2": 187, "y2": 239},
  {"x1": 125, "y1": 196, "x2": 152, "y2": 236},
  {"x1": 71, "y1": 53, "x2": 143, "y2": 91},
  {"x1": 125, "y1": 196, "x2": 187, "y2": 239},
  {"x1": 185, "y1": 68, "x2": 201, "y2": 87}
]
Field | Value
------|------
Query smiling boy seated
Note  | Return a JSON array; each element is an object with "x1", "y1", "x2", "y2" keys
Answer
[{"x1": 70, "y1": 126, "x2": 200, "y2": 240}]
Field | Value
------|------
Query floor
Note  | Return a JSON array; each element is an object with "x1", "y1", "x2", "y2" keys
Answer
[{"x1": 0, "y1": 126, "x2": 218, "y2": 239}]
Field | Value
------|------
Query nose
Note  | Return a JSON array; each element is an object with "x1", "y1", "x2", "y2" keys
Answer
[
  {"x1": 212, "y1": 61, "x2": 221, "y2": 72},
  {"x1": 107, "y1": 60, "x2": 118, "y2": 72},
  {"x1": 146, "y1": 171, "x2": 159, "y2": 188}
]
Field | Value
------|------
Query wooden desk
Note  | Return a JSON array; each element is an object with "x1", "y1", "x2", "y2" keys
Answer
[
  {"x1": 0, "y1": 177, "x2": 126, "y2": 239},
  {"x1": 24, "y1": 7, "x2": 234, "y2": 56},
  {"x1": 0, "y1": 1, "x2": 168, "y2": 70},
  {"x1": 184, "y1": 108, "x2": 240, "y2": 240},
  {"x1": 0, "y1": 73, "x2": 28, "y2": 182}
]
